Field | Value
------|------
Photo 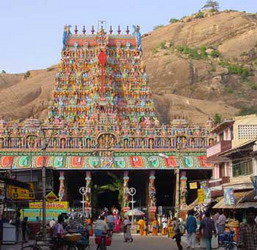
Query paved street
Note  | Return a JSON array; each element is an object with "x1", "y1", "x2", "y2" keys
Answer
[{"x1": 1, "y1": 234, "x2": 187, "y2": 250}]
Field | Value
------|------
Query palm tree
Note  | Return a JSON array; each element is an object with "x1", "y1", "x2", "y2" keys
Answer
[{"x1": 94, "y1": 172, "x2": 124, "y2": 208}]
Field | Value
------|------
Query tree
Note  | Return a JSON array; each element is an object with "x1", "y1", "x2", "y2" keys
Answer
[
  {"x1": 169, "y1": 18, "x2": 179, "y2": 24},
  {"x1": 153, "y1": 25, "x2": 164, "y2": 31},
  {"x1": 1, "y1": 70, "x2": 6, "y2": 73},
  {"x1": 213, "y1": 113, "x2": 222, "y2": 125},
  {"x1": 94, "y1": 173, "x2": 124, "y2": 208},
  {"x1": 202, "y1": 0, "x2": 219, "y2": 11}
]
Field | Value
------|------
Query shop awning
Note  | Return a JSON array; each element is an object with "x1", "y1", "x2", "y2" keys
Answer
[
  {"x1": 0, "y1": 175, "x2": 30, "y2": 189},
  {"x1": 213, "y1": 191, "x2": 252, "y2": 209}
]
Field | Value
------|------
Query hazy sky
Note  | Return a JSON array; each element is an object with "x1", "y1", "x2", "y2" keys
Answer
[{"x1": 1, "y1": 0, "x2": 257, "y2": 73}]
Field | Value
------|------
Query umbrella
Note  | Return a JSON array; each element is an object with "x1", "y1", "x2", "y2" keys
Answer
[{"x1": 125, "y1": 209, "x2": 145, "y2": 216}]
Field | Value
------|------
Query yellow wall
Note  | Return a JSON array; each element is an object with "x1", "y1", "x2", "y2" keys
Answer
[{"x1": 232, "y1": 114, "x2": 257, "y2": 148}]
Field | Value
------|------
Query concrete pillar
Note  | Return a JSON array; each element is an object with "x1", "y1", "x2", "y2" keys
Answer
[
  {"x1": 85, "y1": 171, "x2": 92, "y2": 217},
  {"x1": 122, "y1": 171, "x2": 130, "y2": 213},
  {"x1": 58, "y1": 171, "x2": 65, "y2": 201},
  {"x1": 148, "y1": 171, "x2": 157, "y2": 220}
]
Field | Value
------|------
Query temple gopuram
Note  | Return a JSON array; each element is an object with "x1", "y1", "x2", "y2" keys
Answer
[{"x1": 0, "y1": 23, "x2": 214, "y2": 218}]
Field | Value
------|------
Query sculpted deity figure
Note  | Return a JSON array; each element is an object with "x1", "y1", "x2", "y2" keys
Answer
[{"x1": 132, "y1": 25, "x2": 142, "y2": 51}]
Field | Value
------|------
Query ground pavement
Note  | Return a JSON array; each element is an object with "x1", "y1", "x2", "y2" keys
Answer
[
  {"x1": 1, "y1": 234, "x2": 187, "y2": 250},
  {"x1": 2, "y1": 234, "x2": 231, "y2": 250}
]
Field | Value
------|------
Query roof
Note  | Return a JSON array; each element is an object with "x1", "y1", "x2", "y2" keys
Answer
[
  {"x1": 213, "y1": 190, "x2": 253, "y2": 209},
  {"x1": 210, "y1": 120, "x2": 234, "y2": 134}
]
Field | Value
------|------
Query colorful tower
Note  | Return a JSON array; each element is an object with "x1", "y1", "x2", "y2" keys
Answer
[{"x1": 48, "y1": 25, "x2": 157, "y2": 130}]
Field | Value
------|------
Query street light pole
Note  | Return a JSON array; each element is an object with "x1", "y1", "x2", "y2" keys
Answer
[
  {"x1": 128, "y1": 187, "x2": 136, "y2": 224},
  {"x1": 42, "y1": 157, "x2": 46, "y2": 240}
]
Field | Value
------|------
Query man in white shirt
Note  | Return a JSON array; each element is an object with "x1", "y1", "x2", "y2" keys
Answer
[{"x1": 216, "y1": 211, "x2": 226, "y2": 234}]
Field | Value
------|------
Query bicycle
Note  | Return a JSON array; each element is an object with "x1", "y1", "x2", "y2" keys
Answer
[
  {"x1": 219, "y1": 230, "x2": 237, "y2": 250},
  {"x1": 95, "y1": 233, "x2": 111, "y2": 250},
  {"x1": 20, "y1": 239, "x2": 53, "y2": 250}
]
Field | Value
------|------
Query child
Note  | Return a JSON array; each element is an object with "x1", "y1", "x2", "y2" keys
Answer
[{"x1": 172, "y1": 228, "x2": 183, "y2": 250}]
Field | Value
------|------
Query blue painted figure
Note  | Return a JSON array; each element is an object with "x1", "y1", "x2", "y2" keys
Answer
[
  {"x1": 132, "y1": 25, "x2": 142, "y2": 50},
  {"x1": 63, "y1": 25, "x2": 72, "y2": 50}
]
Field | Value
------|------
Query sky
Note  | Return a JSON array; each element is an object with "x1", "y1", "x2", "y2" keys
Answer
[{"x1": 1, "y1": 0, "x2": 257, "y2": 73}]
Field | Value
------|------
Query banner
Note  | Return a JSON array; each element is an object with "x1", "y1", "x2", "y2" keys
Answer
[
  {"x1": 224, "y1": 188, "x2": 235, "y2": 205},
  {"x1": 200, "y1": 181, "x2": 211, "y2": 203},
  {"x1": 22, "y1": 209, "x2": 68, "y2": 222},
  {"x1": 198, "y1": 189, "x2": 204, "y2": 204},
  {"x1": 8, "y1": 183, "x2": 35, "y2": 200},
  {"x1": 189, "y1": 182, "x2": 198, "y2": 190},
  {"x1": 29, "y1": 201, "x2": 69, "y2": 210}
]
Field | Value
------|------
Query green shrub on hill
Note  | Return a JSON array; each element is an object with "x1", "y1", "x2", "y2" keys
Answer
[
  {"x1": 238, "y1": 105, "x2": 257, "y2": 115},
  {"x1": 219, "y1": 62, "x2": 251, "y2": 79}
]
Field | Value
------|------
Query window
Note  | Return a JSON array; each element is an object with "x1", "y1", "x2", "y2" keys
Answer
[
  {"x1": 232, "y1": 160, "x2": 253, "y2": 177},
  {"x1": 238, "y1": 125, "x2": 257, "y2": 139}
]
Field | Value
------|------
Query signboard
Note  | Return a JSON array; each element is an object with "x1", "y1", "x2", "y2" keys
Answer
[
  {"x1": 22, "y1": 209, "x2": 68, "y2": 222},
  {"x1": 200, "y1": 181, "x2": 211, "y2": 204},
  {"x1": 189, "y1": 182, "x2": 198, "y2": 190},
  {"x1": 0, "y1": 181, "x2": 5, "y2": 200},
  {"x1": 8, "y1": 183, "x2": 35, "y2": 200},
  {"x1": 45, "y1": 191, "x2": 58, "y2": 201},
  {"x1": 224, "y1": 188, "x2": 235, "y2": 205},
  {"x1": 29, "y1": 201, "x2": 69, "y2": 210},
  {"x1": 251, "y1": 176, "x2": 257, "y2": 199},
  {"x1": 197, "y1": 189, "x2": 204, "y2": 204}
]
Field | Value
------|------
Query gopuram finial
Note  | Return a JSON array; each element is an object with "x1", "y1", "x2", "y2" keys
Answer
[
  {"x1": 117, "y1": 25, "x2": 121, "y2": 34},
  {"x1": 82, "y1": 26, "x2": 86, "y2": 34},
  {"x1": 91, "y1": 25, "x2": 95, "y2": 34},
  {"x1": 109, "y1": 25, "x2": 113, "y2": 34},
  {"x1": 126, "y1": 26, "x2": 130, "y2": 34},
  {"x1": 74, "y1": 25, "x2": 78, "y2": 34}
]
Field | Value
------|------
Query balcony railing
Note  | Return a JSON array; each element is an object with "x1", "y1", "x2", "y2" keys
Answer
[{"x1": 207, "y1": 140, "x2": 232, "y2": 158}]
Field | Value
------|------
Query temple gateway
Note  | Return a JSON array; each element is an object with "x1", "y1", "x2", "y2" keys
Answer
[{"x1": 0, "y1": 24, "x2": 214, "y2": 218}]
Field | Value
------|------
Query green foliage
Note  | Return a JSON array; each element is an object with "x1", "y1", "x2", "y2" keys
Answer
[
  {"x1": 169, "y1": 18, "x2": 179, "y2": 24},
  {"x1": 213, "y1": 113, "x2": 222, "y2": 125},
  {"x1": 94, "y1": 173, "x2": 124, "y2": 208},
  {"x1": 176, "y1": 45, "x2": 220, "y2": 60},
  {"x1": 24, "y1": 71, "x2": 31, "y2": 79},
  {"x1": 224, "y1": 86, "x2": 234, "y2": 94},
  {"x1": 152, "y1": 48, "x2": 158, "y2": 54},
  {"x1": 1, "y1": 70, "x2": 6, "y2": 73},
  {"x1": 202, "y1": 0, "x2": 219, "y2": 11},
  {"x1": 159, "y1": 41, "x2": 167, "y2": 49},
  {"x1": 219, "y1": 62, "x2": 251, "y2": 79},
  {"x1": 246, "y1": 81, "x2": 257, "y2": 90},
  {"x1": 238, "y1": 106, "x2": 257, "y2": 116},
  {"x1": 209, "y1": 50, "x2": 220, "y2": 58},
  {"x1": 195, "y1": 11, "x2": 205, "y2": 19},
  {"x1": 153, "y1": 25, "x2": 164, "y2": 30}
]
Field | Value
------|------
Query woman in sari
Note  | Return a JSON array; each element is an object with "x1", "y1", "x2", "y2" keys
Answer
[
  {"x1": 137, "y1": 217, "x2": 147, "y2": 236},
  {"x1": 152, "y1": 217, "x2": 159, "y2": 236}
]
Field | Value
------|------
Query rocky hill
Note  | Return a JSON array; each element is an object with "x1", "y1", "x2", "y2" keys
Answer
[{"x1": 2, "y1": 10, "x2": 257, "y2": 124}]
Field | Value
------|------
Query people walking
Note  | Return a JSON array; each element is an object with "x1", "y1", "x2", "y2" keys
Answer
[
  {"x1": 94, "y1": 215, "x2": 108, "y2": 236},
  {"x1": 172, "y1": 228, "x2": 183, "y2": 250},
  {"x1": 137, "y1": 217, "x2": 147, "y2": 236},
  {"x1": 106, "y1": 213, "x2": 115, "y2": 235},
  {"x1": 123, "y1": 216, "x2": 133, "y2": 242},
  {"x1": 161, "y1": 215, "x2": 168, "y2": 235},
  {"x1": 151, "y1": 217, "x2": 159, "y2": 236},
  {"x1": 238, "y1": 207, "x2": 257, "y2": 250},
  {"x1": 21, "y1": 217, "x2": 28, "y2": 243},
  {"x1": 199, "y1": 211, "x2": 216, "y2": 250},
  {"x1": 186, "y1": 210, "x2": 197, "y2": 249},
  {"x1": 216, "y1": 211, "x2": 226, "y2": 235}
]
